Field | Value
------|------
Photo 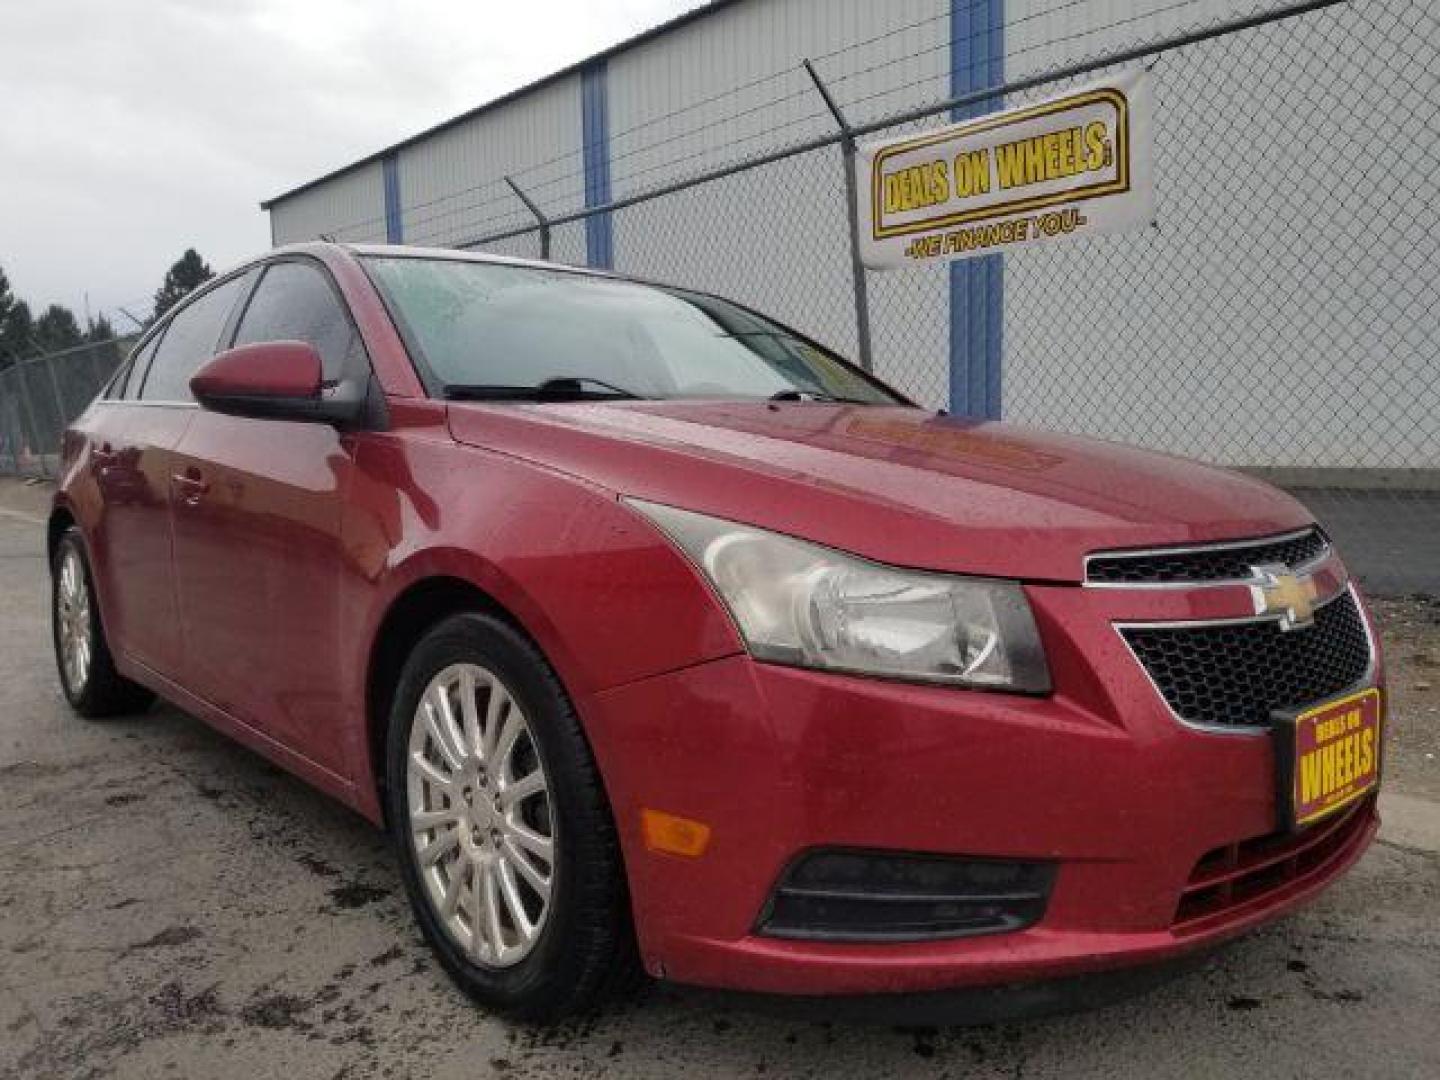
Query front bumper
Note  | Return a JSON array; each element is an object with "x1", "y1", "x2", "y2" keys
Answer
[{"x1": 581, "y1": 580, "x2": 1381, "y2": 996}]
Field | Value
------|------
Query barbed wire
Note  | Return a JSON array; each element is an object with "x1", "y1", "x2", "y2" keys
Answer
[
  {"x1": 291, "y1": 0, "x2": 1219, "y2": 243},
  {"x1": 826, "y1": 0, "x2": 1225, "y2": 92}
]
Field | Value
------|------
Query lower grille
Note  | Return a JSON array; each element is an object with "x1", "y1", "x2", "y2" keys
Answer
[
  {"x1": 1122, "y1": 590, "x2": 1372, "y2": 729},
  {"x1": 1173, "y1": 797, "x2": 1374, "y2": 934}
]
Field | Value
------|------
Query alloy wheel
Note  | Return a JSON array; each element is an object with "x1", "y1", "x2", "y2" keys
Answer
[
  {"x1": 406, "y1": 663, "x2": 555, "y2": 968},
  {"x1": 56, "y1": 548, "x2": 92, "y2": 694}
]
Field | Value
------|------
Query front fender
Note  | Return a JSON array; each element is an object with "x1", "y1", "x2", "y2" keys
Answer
[{"x1": 342, "y1": 432, "x2": 742, "y2": 812}]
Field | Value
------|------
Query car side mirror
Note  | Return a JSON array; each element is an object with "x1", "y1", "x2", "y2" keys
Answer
[{"x1": 190, "y1": 341, "x2": 362, "y2": 426}]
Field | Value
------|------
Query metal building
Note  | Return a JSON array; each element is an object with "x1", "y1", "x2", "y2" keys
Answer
[{"x1": 261, "y1": 0, "x2": 1438, "y2": 479}]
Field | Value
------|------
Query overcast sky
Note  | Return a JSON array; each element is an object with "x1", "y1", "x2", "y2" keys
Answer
[{"x1": 0, "y1": 0, "x2": 705, "y2": 330}]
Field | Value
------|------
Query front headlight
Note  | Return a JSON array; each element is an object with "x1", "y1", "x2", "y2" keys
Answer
[{"x1": 628, "y1": 500, "x2": 1051, "y2": 692}]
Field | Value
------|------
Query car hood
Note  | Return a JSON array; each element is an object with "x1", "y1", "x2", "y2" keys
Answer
[{"x1": 446, "y1": 401, "x2": 1313, "y2": 582}]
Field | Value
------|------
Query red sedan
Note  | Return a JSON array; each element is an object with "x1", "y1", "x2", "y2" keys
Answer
[{"x1": 49, "y1": 244, "x2": 1382, "y2": 1020}]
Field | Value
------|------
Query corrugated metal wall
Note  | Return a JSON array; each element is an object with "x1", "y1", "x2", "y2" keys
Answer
[
  {"x1": 269, "y1": 160, "x2": 387, "y2": 246},
  {"x1": 395, "y1": 74, "x2": 586, "y2": 251},
  {"x1": 1004, "y1": 0, "x2": 1263, "y2": 77},
  {"x1": 998, "y1": 0, "x2": 1440, "y2": 468},
  {"x1": 604, "y1": 0, "x2": 950, "y2": 397},
  {"x1": 265, "y1": 0, "x2": 958, "y2": 404},
  {"x1": 263, "y1": 0, "x2": 1437, "y2": 469}
]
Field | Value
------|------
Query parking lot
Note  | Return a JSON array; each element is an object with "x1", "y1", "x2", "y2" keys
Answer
[{"x1": 1, "y1": 479, "x2": 1437, "y2": 1080}]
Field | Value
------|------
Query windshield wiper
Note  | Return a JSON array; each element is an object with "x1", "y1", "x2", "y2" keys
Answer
[
  {"x1": 768, "y1": 388, "x2": 871, "y2": 405},
  {"x1": 444, "y1": 376, "x2": 645, "y2": 402}
]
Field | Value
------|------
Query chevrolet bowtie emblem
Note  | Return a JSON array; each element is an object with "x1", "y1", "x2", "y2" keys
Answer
[{"x1": 1250, "y1": 564, "x2": 1319, "y2": 631}]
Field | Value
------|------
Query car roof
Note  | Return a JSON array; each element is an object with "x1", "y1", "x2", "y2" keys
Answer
[{"x1": 337, "y1": 242, "x2": 620, "y2": 280}]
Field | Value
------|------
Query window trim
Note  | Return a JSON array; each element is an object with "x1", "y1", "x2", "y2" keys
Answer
[
  {"x1": 225, "y1": 254, "x2": 372, "y2": 386},
  {"x1": 110, "y1": 329, "x2": 165, "y2": 402},
  {"x1": 101, "y1": 321, "x2": 165, "y2": 404},
  {"x1": 100, "y1": 354, "x2": 134, "y2": 402},
  {"x1": 134, "y1": 267, "x2": 258, "y2": 404}
]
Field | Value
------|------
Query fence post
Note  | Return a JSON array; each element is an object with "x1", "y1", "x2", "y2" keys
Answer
[
  {"x1": 13, "y1": 359, "x2": 50, "y2": 479},
  {"x1": 505, "y1": 176, "x2": 552, "y2": 261},
  {"x1": 803, "y1": 59, "x2": 874, "y2": 373},
  {"x1": 41, "y1": 350, "x2": 70, "y2": 471},
  {"x1": 1, "y1": 368, "x2": 19, "y2": 475},
  {"x1": 85, "y1": 342, "x2": 109, "y2": 398}
]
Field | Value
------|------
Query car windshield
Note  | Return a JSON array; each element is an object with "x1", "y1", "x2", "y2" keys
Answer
[{"x1": 364, "y1": 255, "x2": 903, "y2": 405}]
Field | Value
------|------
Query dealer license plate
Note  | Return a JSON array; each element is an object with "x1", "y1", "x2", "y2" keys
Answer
[{"x1": 1274, "y1": 687, "x2": 1382, "y2": 831}]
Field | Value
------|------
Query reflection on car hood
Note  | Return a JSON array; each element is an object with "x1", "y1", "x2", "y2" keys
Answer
[{"x1": 445, "y1": 400, "x2": 1314, "y2": 581}]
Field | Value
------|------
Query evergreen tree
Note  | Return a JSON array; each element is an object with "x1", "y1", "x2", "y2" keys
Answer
[
  {"x1": 85, "y1": 313, "x2": 117, "y2": 343},
  {"x1": 152, "y1": 249, "x2": 214, "y2": 321},
  {"x1": 0, "y1": 299, "x2": 34, "y2": 364},
  {"x1": 0, "y1": 264, "x2": 13, "y2": 332},
  {"x1": 0, "y1": 266, "x2": 13, "y2": 368},
  {"x1": 34, "y1": 304, "x2": 84, "y2": 353}
]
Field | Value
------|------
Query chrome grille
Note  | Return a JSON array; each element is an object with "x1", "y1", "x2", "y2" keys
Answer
[{"x1": 1086, "y1": 528, "x2": 1328, "y2": 585}]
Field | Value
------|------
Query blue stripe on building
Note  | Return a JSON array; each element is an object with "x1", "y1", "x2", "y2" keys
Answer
[
  {"x1": 949, "y1": 0, "x2": 1005, "y2": 419},
  {"x1": 382, "y1": 153, "x2": 403, "y2": 243},
  {"x1": 581, "y1": 62, "x2": 614, "y2": 269}
]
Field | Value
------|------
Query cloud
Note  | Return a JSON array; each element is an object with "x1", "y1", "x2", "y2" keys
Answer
[{"x1": 0, "y1": 0, "x2": 705, "y2": 325}]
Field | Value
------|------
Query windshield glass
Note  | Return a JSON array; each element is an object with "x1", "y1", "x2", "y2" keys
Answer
[{"x1": 364, "y1": 256, "x2": 902, "y2": 404}]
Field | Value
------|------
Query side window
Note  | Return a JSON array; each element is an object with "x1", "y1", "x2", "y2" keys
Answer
[
  {"x1": 233, "y1": 261, "x2": 363, "y2": 382},
  {"x1": 139, "y1": 276, "x2": 248, "y2": 402},
  {"x1": 113, "y1": 333, "x2": 163, "y2": 400}
]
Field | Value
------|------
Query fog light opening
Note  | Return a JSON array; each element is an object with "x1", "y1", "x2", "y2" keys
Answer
[{"x1": 757, "y1": 849, "x2": 1055, "y2": 942}]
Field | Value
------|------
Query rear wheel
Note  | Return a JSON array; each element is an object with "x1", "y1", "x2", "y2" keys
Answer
[
  {"x1": 52, "y1": 527, "x2": 154, "y2": 718},
  {"x1": 385, "y1": 612, "x2": 638, "y2": 1020}
]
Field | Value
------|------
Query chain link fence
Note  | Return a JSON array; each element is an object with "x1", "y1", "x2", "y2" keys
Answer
[
  {"x1": 458, "y1": 0, "x2": 1438, "y2": 593},
  {"x1": 0, "y1": 338, "x2": 131, "y2": 479},
  {"x1": 4, "y1": 0, "x2": 1434, "y2": 591}
]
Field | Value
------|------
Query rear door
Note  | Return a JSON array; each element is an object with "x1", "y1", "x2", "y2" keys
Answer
[
  {"x1": 87, "y1": 274, "x2": 251, "y2": 678},
  {"x1": 169, "y1": 257, "x2": 369, "y2": 774}
]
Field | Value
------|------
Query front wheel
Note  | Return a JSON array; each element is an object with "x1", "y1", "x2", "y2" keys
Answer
[
  {"x1": 52, "y1": 527, "x2": 154, "y2": 718},
  {"x1": 385, "y1": 612, "x2": 638, "y2": 1021}
]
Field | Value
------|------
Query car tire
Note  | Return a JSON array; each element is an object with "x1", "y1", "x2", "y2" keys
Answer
[
  {"x1": 385, "y1": 611, "x2": 640, "y2": 1021},
  {"x1": 51, "y1": 526, "x2": 155, "y2": 718}
]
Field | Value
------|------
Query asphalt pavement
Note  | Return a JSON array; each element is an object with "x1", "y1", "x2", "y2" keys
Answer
[
  {"x1": 1295, "y1": 488, "x2": 1440, "y2": 597},
  {"x1": 0, "y1": 488, "x2": 1437, "y2": 1079}
]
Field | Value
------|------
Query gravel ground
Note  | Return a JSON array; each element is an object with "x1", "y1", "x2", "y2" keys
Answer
[
  {"x1": 1, "y1": 480, "x2": 1437, "y2": 1079},
  {"x1": 1369, "y1": 595, "x2": 1440, "y2": 800}
]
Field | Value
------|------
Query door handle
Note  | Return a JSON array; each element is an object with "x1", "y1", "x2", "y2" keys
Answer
[{"x1": 171, "y1": 471, "x2": 210, "y2": 504}]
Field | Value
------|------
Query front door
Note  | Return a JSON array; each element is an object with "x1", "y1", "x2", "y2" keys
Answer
[{"x1": 170, "y1": 258, "x2": 371, "y2": 774}]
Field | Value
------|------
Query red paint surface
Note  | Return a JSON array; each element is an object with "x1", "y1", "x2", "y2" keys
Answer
[
  {"x1": 190, "y1": 340, "x2": 322, "y2": 401},
  {"x1": 51, "y1": 243, "x2": 1380, "y2": 996}
]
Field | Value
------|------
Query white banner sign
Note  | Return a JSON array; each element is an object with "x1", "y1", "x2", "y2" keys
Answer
[{"x1": 857, "y1": 69, "x2": 1153, "y2": 270}]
